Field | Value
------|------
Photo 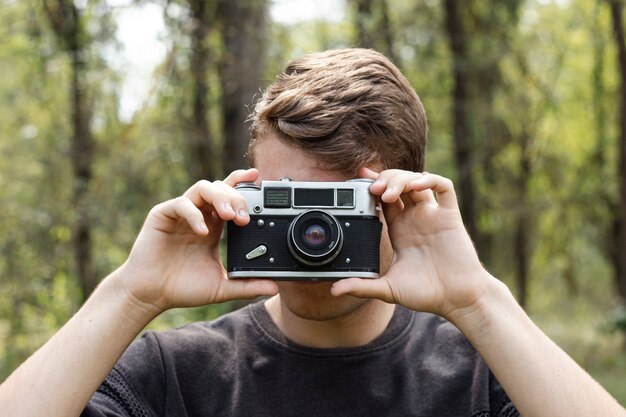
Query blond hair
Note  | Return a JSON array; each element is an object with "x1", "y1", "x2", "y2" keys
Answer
[{"x1": 249, "y1": 48, "x2": 428, "y2": 176}]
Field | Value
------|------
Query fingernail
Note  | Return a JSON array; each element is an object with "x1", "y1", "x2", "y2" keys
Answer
[
  {"x1": 224, "y1": 202, "x2": 234, "y2": 213},
  {"x1": 197, "y1": 222, "x2": 208, "y2": 233},
  {"x1": 238, "y1": 209, "x2": 248, "y2": 218}
]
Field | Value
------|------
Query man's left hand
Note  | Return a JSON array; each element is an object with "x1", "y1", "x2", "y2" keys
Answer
[{"x1": 331, "y1": 168, "x2": 493, "y2": 321}]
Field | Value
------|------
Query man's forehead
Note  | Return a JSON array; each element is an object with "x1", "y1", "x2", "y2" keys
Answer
[
  {"x1": 252, "y1": 136, "x2": 348, "y2": 182},
  {"x1": 257, "y1": 165, "x2": 347, "y2": 183}
]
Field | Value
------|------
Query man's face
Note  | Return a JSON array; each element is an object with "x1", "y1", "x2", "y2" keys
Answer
[{"x1": 251, "y1": 136, "x2": 393, "y2": 321}]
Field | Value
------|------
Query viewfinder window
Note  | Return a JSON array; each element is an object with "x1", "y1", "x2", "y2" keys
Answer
[
  {"x1": 336, "y1": 189, "x2": 354, "y2": 207},
  {"x1": 294, "y1": 188, "x2": 334, "y2": 207}
]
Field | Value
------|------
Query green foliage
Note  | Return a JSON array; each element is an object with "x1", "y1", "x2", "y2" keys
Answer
[
  {"x1": 607, "y1": 305, "x2": 626, "y2": 336},
  {"x1": 1, "y1": 0, "x2": 625, "y2": 406}
]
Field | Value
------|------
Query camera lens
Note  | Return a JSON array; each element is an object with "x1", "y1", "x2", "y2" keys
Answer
[
  {"x1": 303, "y1": 223, "x2": 328, "y2": 248},
  {"x1": 288, "y1": 210, "x2": 343, "y2": 266}
]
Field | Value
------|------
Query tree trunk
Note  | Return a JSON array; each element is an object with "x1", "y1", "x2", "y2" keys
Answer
[
  {"x1": 353, "y1": 0, "x2": 374, "y2": 49},
  {"x1": 593, "y1": 1, "x2": 608, "y2": 172},
  {"x1": 188, "y1": 0, "x2": 215, "y2": 182},
  {"x1": 443, "y1": 0, "x2": 479, "y2": 245},
  {"x1": 44, "y1": 0, "x2": 96, "y2": 301},
  {"x1": 217, "y1": 0, "x2": 267, "y2": 176},
  {"x1": 71, "y1": 44, "x2": 96, "y2": 300},
  {"x1": 515, "y1": 132, "x2": 531, "y2": 307},
  {"x1": 351, "y1": 0, "x2": 397, "y2": 62},
  {"x1": 378, "y1": 0, "x2": 396, "y2": 62},
  {"x1": 609, "y1": 0, "x2": 626, "y2": 302},
  {"x1": 591, "y1": 1, "x2": 615, "y2": 290}
]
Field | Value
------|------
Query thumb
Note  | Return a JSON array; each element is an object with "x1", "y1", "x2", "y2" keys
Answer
[
  {"x1": 218, "y1": 278, "x2": 279, "y2": 302},
  {"x1": 331, "y1": 277, "x2": 395, "y2": 303}
]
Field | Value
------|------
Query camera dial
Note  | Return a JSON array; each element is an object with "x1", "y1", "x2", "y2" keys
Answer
[
  {"x1": 287, "y1": 210, "x2": 343, "y2": 266},
  {"x1": 234, "y1": 182, "x2": 260, "y2": 190}
]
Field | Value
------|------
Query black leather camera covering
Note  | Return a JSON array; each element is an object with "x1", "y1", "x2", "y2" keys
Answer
[{"x1": 227, "y1": 215, "x2": 381, "y2": 280}]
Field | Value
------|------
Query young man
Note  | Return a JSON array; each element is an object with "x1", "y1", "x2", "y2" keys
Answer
[{"x1": 1, "y1": 49, "x2": 624, "y2": 417}]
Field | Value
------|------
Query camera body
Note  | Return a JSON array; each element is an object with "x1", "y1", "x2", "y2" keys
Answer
[{"x1": 227, "y1": 178, "x2": 382, "y2": 281}]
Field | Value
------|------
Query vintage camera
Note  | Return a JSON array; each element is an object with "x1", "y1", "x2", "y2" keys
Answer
[{"x1": 227, "y1": 178, "x2": 382, "y2": 281}]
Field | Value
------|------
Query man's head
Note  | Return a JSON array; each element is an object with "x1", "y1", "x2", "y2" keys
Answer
[
  {"x1": 248, "y1": 48, "x2": 428, "y2": 176},
  {"x1": 247, "y1": 48, "x2": 427, "y2": 323}
]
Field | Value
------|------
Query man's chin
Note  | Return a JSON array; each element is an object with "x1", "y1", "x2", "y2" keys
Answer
[{"x1": 276, "y1": 281, "x2": 370, "y2": 321}]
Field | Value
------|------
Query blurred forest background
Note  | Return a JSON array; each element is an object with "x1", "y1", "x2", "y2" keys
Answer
[{"x1": 1, "y1": 0, "x2": 626, "y2": 403}]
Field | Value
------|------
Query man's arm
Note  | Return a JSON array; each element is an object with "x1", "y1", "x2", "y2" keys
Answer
[
  {"x1": 332, "y1": 168, "x2": 626, "y2": 417},
  {"x1": 0, "y1": 269, "x2": 157, "y2": 417},
  {"x1": 453, "y1": 273, "x2": 624, "y2": 417},
  {"x1": 0, "y1": 169, "x2": 278, "y2": 417}
]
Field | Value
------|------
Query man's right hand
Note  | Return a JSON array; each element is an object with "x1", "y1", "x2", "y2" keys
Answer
[
  {"x1": 0, "y1": 169, "x2": 279, "y2": 417},
  {"x1": 116, "y1": 168, "x2": 279, "y2": 315}
]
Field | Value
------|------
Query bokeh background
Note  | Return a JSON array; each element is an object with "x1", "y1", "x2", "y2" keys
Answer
[{"x1": 1, "y1": 0, "x2": 625, "y2": 403}]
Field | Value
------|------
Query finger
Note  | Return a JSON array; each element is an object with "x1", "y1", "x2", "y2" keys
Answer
[
  {"x1": 359, "y1": 167, "x2": 389, "y2": 196},
  {"x1": 373, "y1": 168, "x2": 412, "y2": 181},
  {"x1": 185, "y1": 181, "x2": 236, "y2": 221},
  {"x1": 184, "y1": 168, "x2": 257, "y2": 207},
  {"x1": 358, "y1": 167, "x2": 380, "y2": 181},
  {"x1": 403, "y1": 188, "x2": 436, "y2": 207},
  {"x1": 223, "y1": 170, "x2": 258, "y2": 225},
  {"x1": 399, "y1": 193, "x2": 414, "y2": 210},
  {"x1": 212, "y1": 180, "x2": 251, "y2": 226},
  {"x1": 371, "y1": 170, "x2": 435, "y2": 207},
  {"x1": 223, "y1": 168, "x2": 259, "y2": 187},
  {"x1": 367, "y1": 169, "x2": 410, "y2": 196},
  {"x1": 330, "y1": 277, "x2": 395, "y2": 303},
  {"x1": 217, "y1": 278, "x2": 279, "y2": 301},
  {"x1": 184, "y1": 180, "x2": 249, "y2": 224},
  {"x1": 381, "y1": 199, "x2": 404, "y2": 228},
  {"x1": 229, "y1": 197, "x2": 251, "y2": 226},
  {"x1": 153, "y1": 196, "x2": 209, "y2": 235},
  {"x1": 380, "y1": 172, "x2": 425, "y2": 204},
  {"x1": 410, "y1": 174, "x2": 458, "y2": 209}
]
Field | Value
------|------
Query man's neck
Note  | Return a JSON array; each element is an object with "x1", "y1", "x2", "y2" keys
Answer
[{"x1": 264, "y1": 295, "x2": 396, "y2": 348}]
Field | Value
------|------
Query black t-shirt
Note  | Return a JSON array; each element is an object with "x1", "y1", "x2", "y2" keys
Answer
[{"x1": 83, "y1": 302, "x2": 519, "y2": 417}]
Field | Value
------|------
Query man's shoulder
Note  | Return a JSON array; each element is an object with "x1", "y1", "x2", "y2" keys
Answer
[
  {"x1": 404, "y1": 307, "x2": 477, "y2": 359},
  {"x1": 147, "y1": 302, "x2": 256, "y2": 351},
  {"x1": 408, "y1": 308, "x2": 465, "y2": 339}
]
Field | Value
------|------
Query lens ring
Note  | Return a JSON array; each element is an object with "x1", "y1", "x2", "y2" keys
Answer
[{"x1": 287, "y1": 210, "x2": 343, "y2": 266}]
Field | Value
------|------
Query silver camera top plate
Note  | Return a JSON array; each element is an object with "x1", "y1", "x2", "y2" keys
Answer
[{"x1": 235, "y1": 179, "x2": 378, "y2": 217}]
